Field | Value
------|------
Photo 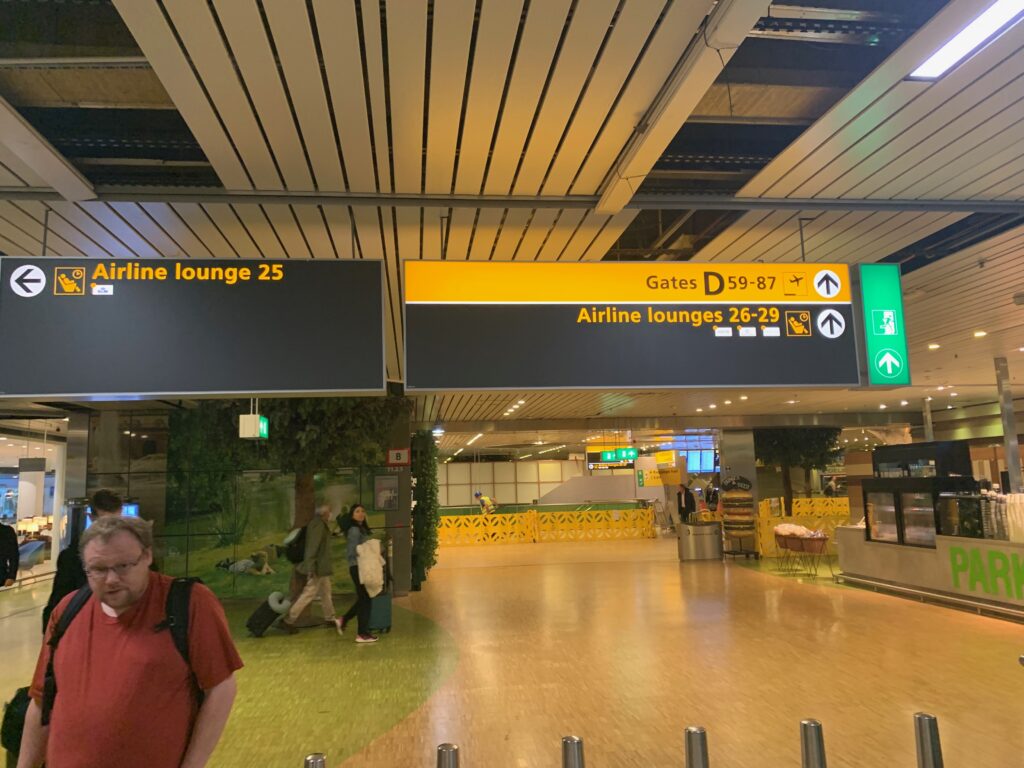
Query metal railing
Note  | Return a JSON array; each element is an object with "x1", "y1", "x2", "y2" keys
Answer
[{"x1": 304, "y1": 711, "x2": 950, "y2": 767}]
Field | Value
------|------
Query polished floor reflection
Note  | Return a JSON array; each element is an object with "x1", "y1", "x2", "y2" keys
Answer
[{"x1": 346, "y1": 539, "x2": 1024, "y2": 767}]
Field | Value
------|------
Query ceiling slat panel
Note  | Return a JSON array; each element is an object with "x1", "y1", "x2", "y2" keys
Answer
[
  {"x1": 232, "y1": 204, "x2": 287, "y2": 259},
  {"x1": 696, "y1": 211, "x2": 786, "y2": 263},
  {"x1": 850, "y1": 82, "x2": 1024, "y2": 200},
  {"x1": 468, "y1": 208, "x2": 504, "y2": 260},
  {"x1": 491, "y1": 208, "x2": 531, "y2": 260},
  {"x1": 16, "y1": 201, "x2": 110, "y2": 258},
  {"x1": 420, "y1": 207, "x2": 447, "y2": 260},
  {"x1": 203, "y1": 204, "x2": 263, "y2": 258},
  {"x1": 263, "y1": 0, "x2": 345, "y2": 192},
  {"x1": 579, "y1": 209, "x2": 638, "y2": 261},
  {"x1": 293, "y1": 205, "x2": 336, "y2": 258},
  {"x1": 108, "y1": 202, "x2": 183, "y2": 256},
  {"x1": 394, "y1": 207, "x2": 421, "y2": 262},
  {"x1": 385, "y1": 0, "x2": 427, "y2": 193},
  {"x1": 360, "y1": 0, "x2": 395, "y2": 194},
  {"x1": 572, "y1": 0, "x2": 709, "y2": 195},
  {"x1": 170, "y1": 203, "x2": 238, "y2": 258},
  {"x1": 513, "y1": 0, "x2": 618, "y2": 196},
  {"x1": 314, "y1": 0, "x2": 376, "y2": 192},
  {"x1": 78, "y1": 202, "x2": 161, "y2": 259},
  {"x1": 140, "y1": 203, "x2": 213, "y2": 258},
  {"x1": 774, "y1": 211, "x2": 878, "y2": 263},
  {"x1": 351, "y1": 207, "x2": 386, "y2": 260},
  {"x1": 536, "y1": 209, "x2": 585, "y2": 261},
  {"x1": 917, "y1": 135, "x2": 1024, "y2": 199},
  {"x1": 829, "y1": 213, "x2": 964, "y2": 263},
  {"x1": 0, "y1": 211, "x2": 43, "y2": 254},
  {"x1": 262, "y1": 204, "x2": 312, "y2": 259},
  {"x1": 755, "y1": 211, "x2": 848, "y2": 263},
  {"x1": 0, "y1": 201, "x2": 82, "y2": 257},
  {"x1": 559, "y1": 211, "x2": 611, "y2": 261},
  {"x1": 164, "y1": 0, "x2": 282, "y2": 189},
  {"x1": 0, "y1": 162, "x2": 24, "y2": 187},
  {"x1": 542, "y1": 0, "x2": 665, "y2": 196},
  {"x1": 381, "y1": 208, "x2": 404, "y2": 380},
  {"x1": 322, "y1": 206, "x2": 356, "y2": 259},
  {"x1": 738, "y1": 0, "x2": 1014, "y2": 199},
  {"x1": 0, "y1": 231, "x2": 24, "y2": 256},
  {"x1": 212, "y1": 0, "x2": 313, "y2": 191},
  {"x1": 112, "y1": 0, "x2": 250, "y2": 189},
  {"x1": 423, "y1": 0, "x2": 474, "y2": 194},
  {"x1": 48, "y1": 203, "x2": 137, "y2": 259},
  {"x1": 0, "y1": 143, "x2": 46, "y2": 187},
  {"x1": 444, "y1": 207, "x2": 477, "y2": 260},
  {"x1": 453, "y1": 0, "x2": 524, "y2": 195},
  {"x1": 482, "y1": 0, "x2": 571, "y2": 195},
  {"x1": 514, "y1": 208, "x2": 559, "y2": 261}
]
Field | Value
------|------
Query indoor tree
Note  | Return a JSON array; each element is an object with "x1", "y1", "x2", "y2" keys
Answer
[{"x1": 754, "y1": 427, "x2": 843, "y2": 514}]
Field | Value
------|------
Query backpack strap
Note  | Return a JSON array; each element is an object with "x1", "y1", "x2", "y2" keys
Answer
[
  {"x1": 41, "y1": 586, "x2": 93, "y2": 726},
  {"x1": 155, "y1": 577, "x2": 205, "y2": 705}
]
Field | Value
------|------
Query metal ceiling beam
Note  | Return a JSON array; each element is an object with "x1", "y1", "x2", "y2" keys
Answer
[{"x1": 3, "y1": 187, "x2": 1024, "y2": 215}]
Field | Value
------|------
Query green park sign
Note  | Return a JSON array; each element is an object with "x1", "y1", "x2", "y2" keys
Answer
[
  {"x1": 860, "y1": 264, "x2": 911, "y2": 386},
  {"x1": 949, "y1": 544, "x2": 1024, "y2": 601}
]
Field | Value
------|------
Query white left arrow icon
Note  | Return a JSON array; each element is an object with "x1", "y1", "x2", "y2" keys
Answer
[{"x1": 9, "y1": 265, "x2": 46, "y2": 297}]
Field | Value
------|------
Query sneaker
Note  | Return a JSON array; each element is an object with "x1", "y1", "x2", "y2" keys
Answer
[
  {"x1": 279, "y1": 620, "x2": 299, "y2": 635},
  {"x1": 334, "y1": 617, "x2": 347, "y2": 636},
  {"x1": 355, "y1": 634, "x2": 378, "y2": 644}
]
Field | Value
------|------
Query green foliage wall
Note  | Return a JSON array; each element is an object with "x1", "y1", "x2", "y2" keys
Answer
[{"x1": 410, "y1": 430, "x2": 439, "y2": 590}]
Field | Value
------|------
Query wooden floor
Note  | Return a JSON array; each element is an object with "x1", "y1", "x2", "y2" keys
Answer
[{"x1": 345, "y1": 539, "x2": 1024, "y2": 768}]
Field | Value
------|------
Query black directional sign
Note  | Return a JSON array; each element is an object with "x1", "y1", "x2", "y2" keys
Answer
[
  {"x1": 406, "y1": 262, "x2": 861, "y2": 389},
  {"x1": 0, "y1": 258, "x2": 386, "y2": 398}
]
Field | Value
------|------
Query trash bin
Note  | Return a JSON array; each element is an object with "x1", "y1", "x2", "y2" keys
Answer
[{"x1": 677, "y1": 521, "x2": 723, "y2": 561}]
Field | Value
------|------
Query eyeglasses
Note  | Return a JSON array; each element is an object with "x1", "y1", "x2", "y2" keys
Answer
[{"x1": 84, "y1": 555, "x2": 145, "y2": 581}]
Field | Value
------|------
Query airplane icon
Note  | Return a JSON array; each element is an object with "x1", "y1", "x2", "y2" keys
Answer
[{"x1": 784, "y1": 271, "x2": 807, "y2": 296}]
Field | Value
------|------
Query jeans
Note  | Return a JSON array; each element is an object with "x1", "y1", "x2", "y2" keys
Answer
[{"x1": 342, "y1": 564, "x2": 371, "y2": 635}]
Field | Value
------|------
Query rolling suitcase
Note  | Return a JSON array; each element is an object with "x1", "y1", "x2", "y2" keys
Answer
[
  {"x1": 246, "y1": 591, "x2": 290, "y2": 637},
  {"x1": 368, "y1": 590, "x2": 392, "y2": 633}
]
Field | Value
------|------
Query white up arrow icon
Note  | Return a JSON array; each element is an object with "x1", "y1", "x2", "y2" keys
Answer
[{"x1": 874, "y1": 349, "x2": 904, "y2": 378}]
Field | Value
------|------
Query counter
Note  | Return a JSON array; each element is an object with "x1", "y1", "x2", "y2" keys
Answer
[{"x1": 836, "y1": 525, "x2": 1024, "y2": 618}]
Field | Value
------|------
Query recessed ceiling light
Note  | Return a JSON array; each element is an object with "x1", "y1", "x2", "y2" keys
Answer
[
  {"x1": 785, "y1": 400, "x2": 798, "y2": 405},
  {"x1": 926, "y1": 396, "x2": 933, "y2": 402},
  {"x1": 910, "y1": 0, "x2": 1024, "y2": 80},
  {"x1": 879, "y1": 404, "x2": 887, "y2": 410},
  {"x1": 928, "y1": 343, "x2": 941, "y2": 350},
  {"x1": 123, "y1": 430, "x2": 131, "y2": 435},
  {"x1": 900, "y1": 400, "x2": 909, "y2": 406},
  {"x1": 947, "y1": 405, "x2": 954, "y2": 410},
  {"x1": 517, "y1": 400, "x2": 525, "y2": 405},
  {"x1": 696, "y1": 408, "x2": 704, "y2": 413},
  {"x1": 723, "y1": 400, "x2": 732, "y2": 405},
  {"x1": 708, "y1": 404, "x2": 717, "y2": 409},
  {"x1": 937, "y1": 386, "x2": 945, "y2": 391},
  {"x1": 467, "y1": 433, "x2": 483, "y2": 445},
  {"x1": 1019, "y1": 346, "x2": 1024, "y2": 352},
  {"x1": 740, "y1": 395, "x2": 748, "y2": 401},
  {"x1": 950, "y1": 392, "x2": 958, "y2": 397},
  {"x1": 974, "y1": 330, "x2": 987, "y2": 338}
]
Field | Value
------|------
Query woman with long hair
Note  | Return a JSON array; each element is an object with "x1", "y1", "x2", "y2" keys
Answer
[{"x1": 338, "y1": 504, "x2": 377, "y2": 643}]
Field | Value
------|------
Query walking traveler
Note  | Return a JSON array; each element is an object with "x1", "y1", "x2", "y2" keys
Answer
[
  {"x1": 280, "y1": 504, "x2": 340, "y2": 635},
  {"x1": 0, "y1": 519, "x2": 17, "y2": 587},
  {"x1": 338, "y1": 504, "x2": 377, "y2": 644}
]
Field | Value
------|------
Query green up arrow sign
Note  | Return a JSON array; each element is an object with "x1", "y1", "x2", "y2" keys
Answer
[{"x1": 860, "y1": 264, "x2": 911, "y2": 386}]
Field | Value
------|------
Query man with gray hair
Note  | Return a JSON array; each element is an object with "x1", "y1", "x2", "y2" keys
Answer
[{"x1": 17, "y1": 516, "x2": 243, "y2": 768}]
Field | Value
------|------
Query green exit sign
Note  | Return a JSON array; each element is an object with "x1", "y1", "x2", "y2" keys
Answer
[
  {"x1": 258, "y1": 415, "x2": 269, "y2": 440},
  {"x1": 860, "y1": 264, "x2": 910, "y2": 386},
  {"x1": 616, "y1": 448, "x2": 638, "y2": 461},
  {"x1": 600, "y1": 450, "x2": 616, "y2": 462}
]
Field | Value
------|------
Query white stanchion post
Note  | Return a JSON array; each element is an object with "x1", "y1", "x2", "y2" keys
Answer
[
  {"x1": 303, "y1": 754, "x2": 326, "y2": 768},
  {"x1": 436, "y1": 743, "x2": 460, "y2": 768}
]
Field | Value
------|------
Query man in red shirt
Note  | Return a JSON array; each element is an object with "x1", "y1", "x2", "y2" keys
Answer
[{"x1": 17, "y1": 515, "x2": 243, "y2": 768}]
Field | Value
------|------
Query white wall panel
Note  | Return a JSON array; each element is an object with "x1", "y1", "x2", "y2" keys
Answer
[
  {"x1": 495, "y1": 463, "x2": 516, "y2": 484},
  {"x1": 471, "y1": 463, "x2": 494, "y2": 485},
  {"x1": 448, "y1": 485, "x2": 472, "y2": 506},
  {"x1": 516, "y1": 462, "x2": 539, "y2": 482},
  {"x1": 448, "y1": 463, "x2": 471, "y2": 485},
  {"x1": 494, "y1": 484, "x2": 516, "y2": 503}
]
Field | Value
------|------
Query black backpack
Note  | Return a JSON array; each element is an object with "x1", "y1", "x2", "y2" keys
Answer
[{"x1": 284, "y1": 526, "x2": 307, "y2": 565}]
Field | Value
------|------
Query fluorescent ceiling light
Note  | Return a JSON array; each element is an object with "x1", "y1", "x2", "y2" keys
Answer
[
  {"x1": 739, "y1": 395, "x2": 748, "y2": 401},
  {"x1": 900, "y1": 400, "x2": 909, "y2": 406},
  {"x1": 974, "y1": 330, "x2": 988, "y2": 337},
  {"x1": 467, "y1": 433, "x2": 483, "y2": 445},
  {"x1": 928, "y1": 343, "x2": 941, "y2": 350},
  {"x1": 910, "y1": 0, "x2": 1024, "y2": 79},
  {"x1": 453, "y1": 448, "x2": 463, "y2": 456}
]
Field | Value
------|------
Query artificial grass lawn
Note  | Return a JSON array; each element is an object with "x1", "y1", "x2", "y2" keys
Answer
[{"x1": 210, "y1": 594, "x2": 459, "y2": 768}]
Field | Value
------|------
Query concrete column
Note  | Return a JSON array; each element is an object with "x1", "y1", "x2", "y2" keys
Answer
[
  {"x1": 923, "y1": 397, "x2": 935, "y2": 442},
  {"x1": 995, "y1": 357, "x2": 1022, "y2": 493}
]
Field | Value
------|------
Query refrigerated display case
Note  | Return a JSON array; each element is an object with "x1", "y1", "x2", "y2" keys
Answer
[
  {"x1": 936, "y1": 493, "x2": 984, "y2": 539},
  {"x1": 862, "y1": 477, "x2": 978, "y2": 548}
]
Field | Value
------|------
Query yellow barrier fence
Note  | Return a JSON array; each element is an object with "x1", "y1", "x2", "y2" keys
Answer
[
  {"x1": 438, "y1": 508, "x2": 656, "y2": 547},
  {"x1": 758, "y1": 497, "x2": 850, "y2": 517}
]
